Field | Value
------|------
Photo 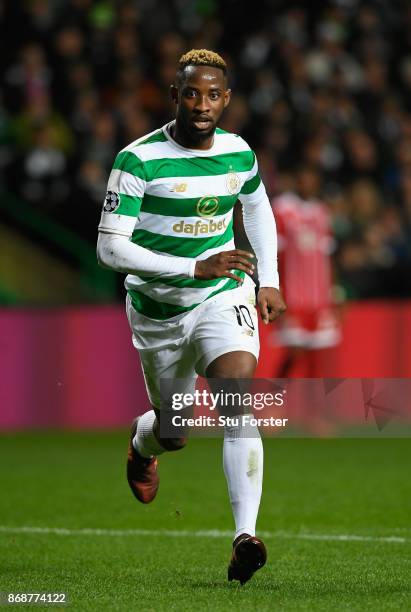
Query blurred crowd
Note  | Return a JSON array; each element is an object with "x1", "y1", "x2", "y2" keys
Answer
[{"x1": 1, "y1": 0, "x2": 411, "y2": 298}]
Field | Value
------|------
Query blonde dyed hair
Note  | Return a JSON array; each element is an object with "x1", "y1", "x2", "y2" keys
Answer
[{"x1": 178, "y1": 49, "x2": 227, "y2": 74}]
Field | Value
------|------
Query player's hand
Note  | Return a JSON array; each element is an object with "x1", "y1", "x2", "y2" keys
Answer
[
  {"x1": 257, "y1": 287, "x2": 286, "y2": 324},
  {"x1": 194, "y1": 250, "x2": 255, "y2": 283}
]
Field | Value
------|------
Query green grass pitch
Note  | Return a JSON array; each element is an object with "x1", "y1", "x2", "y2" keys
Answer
[{"x1": 0, "y1": 433, "x2": 410, "y2": 611}]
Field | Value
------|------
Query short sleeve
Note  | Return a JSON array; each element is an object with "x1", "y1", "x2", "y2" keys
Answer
[
  {"x1": 240, "y1": 151, "x2": 262, "y2": 196},
  {"x1": 98, "y1": 150, "x2": 147, "y2": 236},
  {"x1": 238, "y1": 150, "x2": 267, "y2": 206}
]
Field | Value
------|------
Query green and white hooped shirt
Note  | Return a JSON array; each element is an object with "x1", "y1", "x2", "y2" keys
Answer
[{"x1": 99, "y1": 122, "x2": 264, "y2": 320}]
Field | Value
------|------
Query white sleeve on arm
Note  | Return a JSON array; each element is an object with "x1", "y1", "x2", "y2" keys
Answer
[
  {"x1": 239, "y1": 177, "x2": 280, "y2": 289},
  {"x1": 97, "y1": 231, "x2": 196, "y2": 279},
  {"x1": 97, "y1": 150, "x2": 196, "y2": 279}
]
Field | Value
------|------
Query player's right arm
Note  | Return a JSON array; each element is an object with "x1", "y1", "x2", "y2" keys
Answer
[
  {"x1": 97, "y1": 150, "x2": 255, "y2": 281},
  {"x1": 194, "y1": 250, "x2": 255, "y2": 283},
  {"x1": 97, "y1": 150, "x2": 197, "y2": 279}
]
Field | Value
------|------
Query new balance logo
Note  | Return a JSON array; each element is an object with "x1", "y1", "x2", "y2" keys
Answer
[{"x1": 171, "y1": 183, "x2": 188, "y2": 193}]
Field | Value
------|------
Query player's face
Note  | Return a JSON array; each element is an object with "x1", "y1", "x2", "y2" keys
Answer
[{"x1": 171, "y1": 66, "x2": 231, "y2": 146}]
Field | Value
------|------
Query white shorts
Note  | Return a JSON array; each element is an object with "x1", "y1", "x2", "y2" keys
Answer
[
  {"x1": 126, "y1": 275, "x2": 260, "y2": 409},
  {"x1": 273, "y1": 308, "x2": 341, "y2": 349}
]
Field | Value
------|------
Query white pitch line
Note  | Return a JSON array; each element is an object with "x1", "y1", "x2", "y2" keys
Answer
[{"x1": 0, "y1": 526, "x2": 409, "y2": 544}]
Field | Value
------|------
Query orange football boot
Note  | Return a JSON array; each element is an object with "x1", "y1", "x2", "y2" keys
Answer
[
  {"x1": 228, "y1": 533, "x2": 267, "y2": 585},
  {"x1": 126, "y1": 417, "x2": 159, "y2": 504}
]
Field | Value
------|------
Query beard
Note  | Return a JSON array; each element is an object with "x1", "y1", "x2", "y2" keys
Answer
[{"x1": 177, "y1": 116, "x2": 216, "y2": 146}]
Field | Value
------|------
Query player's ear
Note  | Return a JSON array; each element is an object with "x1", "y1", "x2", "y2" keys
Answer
[
  {"x1": 170, "y1": 85, "x2": 178, "y2": 105},
  {"x1": 224, "y1": 88, "x2": 231, "y2": 108}
]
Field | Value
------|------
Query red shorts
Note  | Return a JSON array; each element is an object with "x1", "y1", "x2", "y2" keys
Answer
[{"x1": 273, "y1": 308, "x2": 341, "y2": 349}]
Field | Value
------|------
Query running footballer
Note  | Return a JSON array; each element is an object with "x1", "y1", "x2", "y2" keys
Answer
[{"x1": 97, "y1": 49, "x2": 286, "y2": 585}]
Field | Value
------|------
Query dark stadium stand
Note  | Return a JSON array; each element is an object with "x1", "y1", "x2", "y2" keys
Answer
[{"x1": 1, "y1": 0, "x2": 411, "y2": 301}]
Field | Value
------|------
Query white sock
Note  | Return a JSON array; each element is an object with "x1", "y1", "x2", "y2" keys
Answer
[
  {"x1": 132, "y1": 410, "x2": 166, "y2": 458},
  {"x1": 223, "y1": 414, "x2": 263, "y2": 540}
]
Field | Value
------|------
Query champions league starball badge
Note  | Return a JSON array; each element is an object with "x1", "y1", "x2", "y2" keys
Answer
[{"x1": 103, "y1": 191, "x2": 120, "y2": 213}]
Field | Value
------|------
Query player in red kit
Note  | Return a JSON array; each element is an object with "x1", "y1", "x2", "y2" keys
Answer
[{"x1": 271, "y1": 165, "x2": 341, "y2": 378}]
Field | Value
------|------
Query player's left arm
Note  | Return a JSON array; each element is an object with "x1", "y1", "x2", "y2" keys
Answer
[{"x1": 238, "y1": 155, "x2": 286, "y2": 324}]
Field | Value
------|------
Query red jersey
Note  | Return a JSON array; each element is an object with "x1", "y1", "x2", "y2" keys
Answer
[{"x1": 273, "y1": 193, "x2": 334, "y2": 310}]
